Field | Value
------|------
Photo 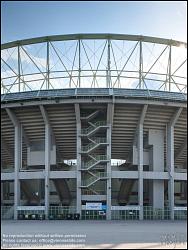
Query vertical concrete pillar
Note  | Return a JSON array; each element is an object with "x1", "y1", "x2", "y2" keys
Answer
[
  {"x1": 1, "y1": 182, "x2": 3, "y2": 205},
  {"x1": 167, "y1": 124, "x2": 175, "y2": 220},
  {"x1": 39, "y1": 105, "x2": 53, "y2": 219},
  {"x1": 14, "y1": 125, "x2": 21, "y2": 220},
  {"x1": 138, "y1": 123, "x2": 144, "y2": 220},
  {"x1": 167, "y1": 107, "x2": 183, "y2": 220},
  {"x1": 148, "y1": 129, "x2": 164, "y2": 209},
  {"x1": 75, "y1": 104, "x2": 82, "y2": 216},
  {"x1": 44, "y1": 124, "x2": 51, "y2": 219},
  {"x1": 6, "y1": 108, "x2": 22, "y2": 220},
  {"x1": 106, "y1": 103, "x2": 113, "y2": 220},
  {"x1": 138, "y1": 105, "x2": 147, "y2": 220}
]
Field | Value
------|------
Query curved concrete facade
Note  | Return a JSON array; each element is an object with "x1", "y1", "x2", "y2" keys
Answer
[{"x1": 1, "y1": 89, "x2": 187, "y2": 220}]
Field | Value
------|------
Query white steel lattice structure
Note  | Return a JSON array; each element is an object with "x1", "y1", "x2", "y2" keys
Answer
[
  {"x1": 1, "y1": 34, "x2": 187, "y2": 95},
  {"x1": 1, "y1": 34, "x2": 187, "y2": 221}
]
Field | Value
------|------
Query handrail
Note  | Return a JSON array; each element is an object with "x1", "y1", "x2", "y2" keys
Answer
[
  {"x1": 82, "y1": 155, "x2": 109, "y2": 169},
  {"x1": 81, "y1": 138, "x2": 107, "y2": 152},
  {"x1": 81, "y1": 121, "x2": 107, "y2": 135},
  {"x1": 81, "y1": 172, "x2": 108, "y2": 186}
]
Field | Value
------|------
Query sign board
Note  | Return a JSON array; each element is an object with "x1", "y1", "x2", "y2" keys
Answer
[
  {"x1": 102, "y1": 205, "x2": 107, "y2": 210},
  {"x1": 174, "y1": 207, "x2": 187, "y2": 211},
  {"x1": 17, "y1": 206, "x2": 45, "y2": 211},
  {"x1": 86, "y1": 203, "x2": 102, "y2": 210},
  {"x1": 111, "y1": 206, "x2": 140, "y2": 211}
]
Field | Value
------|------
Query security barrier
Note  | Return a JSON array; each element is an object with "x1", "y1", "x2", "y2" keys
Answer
[
  {"x1": 111, "y1": 206, "x2": 187, "y2": 220},
  {"x1": 17, "y1": 206, "x2": 45, "y2": 220},
  {"x1": 143, "y1": 206, "x2": 170, "y2": 220},
  {"x1": 48, "y1": 206, "x2": 77, "y2": 220},
  {"x1": 81, "y1": 210, "x2": 106, "y2": 220},
  {"x1": 111, "y1": 209, "x2": 139, "y2": 220},
  {"x1": 174, "y1": 208, "x2": 187, "y2": 220},
  {"x1": 1, "y1": 205, "x2": 14, "y2": 220},
  {"x1": 1, "y1": 205, "x2": 187, "y2": 220}
]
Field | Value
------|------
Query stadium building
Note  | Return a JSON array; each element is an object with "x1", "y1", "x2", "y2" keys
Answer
[{"x1": 1, "y1": 34, "x2": 187, "y2": 220}]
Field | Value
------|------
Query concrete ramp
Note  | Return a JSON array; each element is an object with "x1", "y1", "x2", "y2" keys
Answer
[
  {"x1": 21, "y1": 180, "x2": 40, "y2": 205},
  {"x1": 52, "y1": 179, "x2": 72, "y2": 206},
  {"x1": 118, "y1": 179, "x2": 135, "y2": 205}
]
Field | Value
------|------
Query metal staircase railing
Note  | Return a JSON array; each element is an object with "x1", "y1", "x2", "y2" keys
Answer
[
  {"x1": 82, "y1": 189, "x2": 106, "y2": 195},
  {"x1": 81, "y1": 138, "x2": 107, "y2": 153},
  {"x1": 80, "y1": 110, "x2": 100, "y2": 121},
  {"x1": 81, "y1": 172, "x2": 108, "y2": 187},
  {"x1": 82, "y1": 155, "x2": 109, "y2": 170},
  {"x1": 80, "y1": 110, "x2": 109, "y2": 197},
  {"x1": 81, "y1": 121, "x2": 107, "y2": 136}
]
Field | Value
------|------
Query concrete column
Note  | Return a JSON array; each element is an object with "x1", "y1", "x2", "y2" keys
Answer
[
  {"x1": 138, "y1": 123, "x2": 144, "y2": 220},
  {"x1": 137, "y1": 105, "x2": 147, "y2": 220},
  {"x1": 1, "y1": 182, "x2": 3, "y2": 205},
  {"x1": 44, "y1": 124, "x2": 51, "y2": 219},
  {"x1": 14, "y1": 125, "x2": 21, "y2": 220},
  {"x1": 148, "y1": 129, "x2": 164, "y2": 209},
  {"x1": 106, "y1": 103, "x2": 113, "y2": 220},
  {"x1": 167, "y1": 124, "x2": 174, "y2": 220},
  {"x1": 6, "y1": 108, "x2": 22, "y2": 219},
  {"x1": 167, "y1": 107, "x2": 183, "y2": 220},
  {"x1": 75, "y1": 104, "x2": 82, "y2": 216}
]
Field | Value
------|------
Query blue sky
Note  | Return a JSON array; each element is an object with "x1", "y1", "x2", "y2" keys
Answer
[{"x1": 1, "y1": 1, "x2": 187, "y2": 43}]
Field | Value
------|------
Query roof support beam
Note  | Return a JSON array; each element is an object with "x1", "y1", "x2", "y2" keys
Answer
[
  {"x1": 5, "y1": 108, "x2": 30, "y2": 147},
  {"x1": 167, "y1": 107, "x2": 183, "y2": 220},
  {"x1": 127, "y1": 105, "x2": 148, "y2": 163},
  {"x1": 134, "y1": 105, "x2": 148, "y2": 146},
  {"x1": 39, "y1": 105, "x2": 51, "y2": 219},
  {"x1": 137, "y1": 104, "x2": 148, "y2": 220},
  {"x1": 6, "y1": 108, "x2": 19, "y2": 127},
  {"x1": 5, "y1": 108, "x2": 22, "y2": 219},
  {"x1": 2, "y1": 34, "x2": 186, "y2": 50},
  {"x1": 139, "y1": 104, "x2": 148, "y2": 125},
  {"x1": 169, "y1": 107, "x2": 183, "y2": 127},
  {"x1": 39, "y1": 105, "x2": 50, "y2": 125},
  {"x1": 39, "y1": 105, "x2": 55, "y2": 145},
  {"x1": 39, "y1": 105, "x2": 61, "y2": 160}
]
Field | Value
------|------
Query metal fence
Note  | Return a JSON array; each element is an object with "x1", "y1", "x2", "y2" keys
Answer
[
  {"x1": 48, "y1": 206, "x2": 76, "y2": 220},
  {"x1": 143, "y1": 206, "x2": 170, "y2": 220},
  {"x1": 17, "y1": 206, "x2": 45, "y2": 220},
  {"x1": 174, "y1": 209, "x2": 187, "y2": 220},
  {"x1": 81, "y1": 210, "x2": 106, "y2": 220},
  {"x1": 111, "y1": 209, "x2": 139, "y2": 220},
  {"x1": 1, "y1": 205, "x2": 14, "y2": 220},
  {"x1": 1, "y1": 205, "x2": 187, "y2": 220},
  {"x1": 111, "y1": 206, "x2": 187, "y2": 220}
]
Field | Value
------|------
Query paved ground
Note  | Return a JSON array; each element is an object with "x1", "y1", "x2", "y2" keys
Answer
[{"x1": 1, "y1": 220, "x2": 187, "y2": 249}]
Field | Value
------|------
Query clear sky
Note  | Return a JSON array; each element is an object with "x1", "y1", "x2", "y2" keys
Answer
[{"x1": 1, "y1": 1, "x2": 187, "y2": 44}]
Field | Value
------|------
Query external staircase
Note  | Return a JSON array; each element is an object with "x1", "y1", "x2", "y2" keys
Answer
[{"x1": 79, "y1": 110, "x2": 110, "y2": 196}]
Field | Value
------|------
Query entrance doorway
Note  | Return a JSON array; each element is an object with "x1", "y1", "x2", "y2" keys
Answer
[{"x1": 82, "y1": 210, "x2": 106, "y2": 220}]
